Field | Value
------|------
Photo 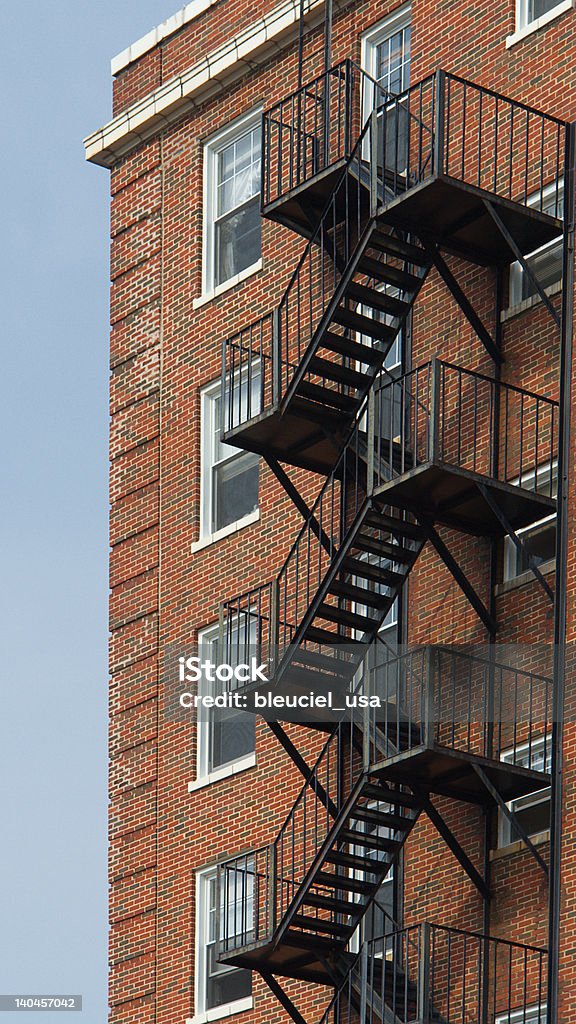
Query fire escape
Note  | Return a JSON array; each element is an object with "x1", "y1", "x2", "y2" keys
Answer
[{"x1": 213, "y1": 61, "x2": 572, "y2": 1023}]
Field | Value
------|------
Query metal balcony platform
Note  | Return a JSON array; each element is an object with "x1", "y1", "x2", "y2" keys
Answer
[
  {"x1": 266, "y1": 168, "x2": 561, "y2": 266},
  {"x1": 218, "y1": 933, "x2": 352, "y2": 984},
  {"x1": 223, "y1": 402, "x2": 353, "y2": 476},
  {"x1": 374, "y1": 743, "x2": 550, "y2": 805},
  {"x1": 374, "y1": 461, "x2": 556, "y2": 535}
]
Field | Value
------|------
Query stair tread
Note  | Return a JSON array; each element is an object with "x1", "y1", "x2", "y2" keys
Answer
[
  {"x1": 315, "y1": 871, "x2": 374, "y2": 894},
  {"x1": 340, "y1": 828, "x2": 399, "y2": 852},
  {"x1": 333, "y1": 306, "x2": 397, "y2": 342},
  {"x1": 303, "y1": 892, "x2": 360, "y2": 915},
  {"x1": 292, "y1": 648, "x2": 356, "y2": 677},
  {"x1": 325, "y1": 849, "x2": 383, "y2": 873},
  {"x1": 321, "y1": 330, "x2": 383, "y2": 365},
  {"x1": 342, "y1": 557, "x2": 405, "y2": 585},
  {"x1": 346, "y1": 281, "x2": 410, "y2": 317},
  {"x1": 291, "y1": 914, "x2": 350, "y2": 937},
  {"x1": 354, "y1": 534, "x2": 413, "y2": 561},
  {"x1": 308, "y1": 355, "x2": 368, "y2": 389},
  {"x1": 364, "y1": 511, "x2": 425, "y2": 540},
  {"x1": 295, "y1": 381, "x2": 360, "y2": 413},
  {"x1": 363, "y1": 783, "x2": 421, "y2": 808},
  {"x1": 317, "y1": 602, "x2": 379, "y2": 633},
  {"x1": 328, "y1": 579, "x2": 391, "y2": 608},
  {"x1": 358, "y1": 255, "x2": 420, "y2": 290},
  {"x1": 370, "y1": 230, "x2": 430, "y2": 266},
  {"x1": 303, "y1": 624, "x2": 362, "y2": 646},
  {"x1": 352, "y1": 807, "x2": 412, "y2": 829}
]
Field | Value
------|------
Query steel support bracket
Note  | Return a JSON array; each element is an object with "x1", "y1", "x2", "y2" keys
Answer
[
  {"x1": 265, "y1": 457, "x2": 333, "y2": 556},
  {"x1": 410, "y1": 783, "x2": 490, "y2": 899},
  {"x1": 427, "y1": 247, "x2": 503, "y2": 365},
  {"x1": 472, "y1": 764, "x2": 549, "y2": 877},
  {"x1": 259, "y1": 971, "x2": 310, "y2": 1024},
  {"x1": 476, "y1": 482, "x2": 554, "y2": 603},
  {"x1": 483, "y1": 199, "x2": 561, "y2": 328},
  {"x1": 416, "y1": 515, "x2": 498, "y2": 636}
]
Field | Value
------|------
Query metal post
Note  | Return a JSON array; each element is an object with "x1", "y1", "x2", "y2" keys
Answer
[
  {"x1": 366, "y1": 385, "x2": 375, "y2": 494},
  {"x1": 548, "y1": 119, "x2": 576, "y2": 1024},
  {"x1": 422, "y1": 645, "x2": 435, "y2": 748},
  {"x1": 433, "y1": 71, "x2": 446, "y2": 177},
  {"x1": 270, "y1": 578, "x2": 280, "y2": 674},
  {"x1": 418, "y1": 922, "x2": 431, "y2": 1022},
  {"x1": 272, "y1": 308, "x2": 282, "y2": 407},
  {"x1": 429, "y1": 357, "x2": 441, "y2": 463}
]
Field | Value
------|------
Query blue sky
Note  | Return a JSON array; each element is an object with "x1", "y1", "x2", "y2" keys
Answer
[{"x1": 0, "y1": 4, "x2": 182, "y2": 1021}]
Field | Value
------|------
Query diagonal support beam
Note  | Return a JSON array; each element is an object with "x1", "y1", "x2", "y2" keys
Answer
[
  {"x1": 259, "y1": 971, "x2": 310, "y2": 1024},
  {"x1": 477, "y1": 482, "x2": 554, "y2": 602},
  {"x1": 266, "y1": 721, "x2": 339, "y2": 819},
  {"x1": 265, "y1": 458, "x2": 333, "y2": 557},
  {"x1": 472, "y1": 764, "x2": 549, "y2": 877},
  {"x1": 416, "y1": 517, "x2": 497, "y2": 636},
  {"x1": 483, "y1": 200, "x2": 561, "y2": 327},
  {"x1": 427, "y1": 248, "x2": 503, "y2": 364},
  {"x1": 410, "y1": 784, "x2": 490, "y2": 899}
]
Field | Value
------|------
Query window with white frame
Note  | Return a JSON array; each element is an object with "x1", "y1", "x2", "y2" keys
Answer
[
  {"x1": 503, "y1": 463, "x2": 556, "y2": 581},
  {"x1": 203, "y1": 111, "x2": 262, "y2": 294},
  {"x1": 509, "y1": 181, "x2": 563, "y2": 307},
  {"x1": 361, "y1": 6, "x2": 412, "y2": 176},
  {"x1": 195, "y1": 866, "x2": 253, "y2": 1018},
  {"x1": 496, "y1": 1005, "x2": 546, "y2": 1024},
  {"x1": 197, "y1": 622, "x2": 256, "y2": 781},
  {"x1": 515, "y1": 0, "x2": 570, "y2": 34},
  {"x1": 499, "y1": 737, "x2": 551, "y2": 847},
  {"x1": 200, "y1": 376, "x2": 260, "y2": 540}
]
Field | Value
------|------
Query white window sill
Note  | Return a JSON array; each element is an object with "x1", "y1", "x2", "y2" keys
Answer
[
  {"x1": 188, "y1": 753, "x2": 256, "y2": 792},
  {"x1": 186, "y1": 996, "x2": 254, "y2": 1024},
  {"x1": 491, "y1": 829, "x2": 550, "y2": 861},
  {"x1": 501, "y1": 280, "x2": 562, "y2": 322},
  {"x1": 495, "y1": 557, "x2": 554, "y2": 596},
  {"x1": 194, "y1": 261, "x2": 263, "y2": 309},
  {"x1": 191, "y1": 510, "x2": 260, "y2": 553},
  {"x1": 506, "y1": 0, "x2": 573, "y2": 47}
]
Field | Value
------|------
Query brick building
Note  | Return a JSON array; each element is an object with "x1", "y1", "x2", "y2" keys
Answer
[{"x1": 86, "y1": 0, "x2": 576, "y2": 1021}]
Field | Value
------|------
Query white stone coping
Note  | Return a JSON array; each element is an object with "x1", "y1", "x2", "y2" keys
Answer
[
  {"x1": 112, "y1": 0, "x2": 220, "y2": 76},
  {"x1": 86, "y1": 0, "x2": 328, "y2": 168}
]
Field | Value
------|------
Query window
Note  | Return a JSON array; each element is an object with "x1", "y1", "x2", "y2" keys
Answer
[
  {"x1": 503, "y1": 463, "x2": 556, "y2": 581},
  {"x1": 513, "y1": 0, "x2": 571, "y2": 35},
  {"x1": 195, "y1": 867, "x2": 252, "y2": 1020},
  {"x1": 499, "y1": 738, "x2": 551, "y2": 847},
  {"x1": 496, "y1": 1006, "x2": 546, "y2": 1024},
  {"x1": 203, "y1": 111, "x2": 262, "y2": 294},
  {"x1": 196, "y1": 622, "x2": 256, "y2": 784},
  {"x1": 509, "y1": 182, "x2": 563, "y2": 307},
  {"x1": 200, "y1": 376, "x2": 260, "y2": 542},
  {"x1": 361, "y1": 7, "x2": 411, "y2": 177}
]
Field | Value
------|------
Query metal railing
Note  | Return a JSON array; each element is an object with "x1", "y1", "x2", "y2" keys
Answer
[
  {"x1": 263, "y1": 60, "x2": 566, "y2": 217},
  {"x1": 370, "y1": 359, "x2": 559, "y2": 496},
  {"x1": 364, "y1": 644, "x2": 553, "y2": 773},
  {"x1": 317, "y1": 923, "x2": 548, "y2": 1024}
]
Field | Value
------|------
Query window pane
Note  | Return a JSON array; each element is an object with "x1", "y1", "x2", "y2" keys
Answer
[
  {"x1": 215, "y1": 196, "x2": 261, "y2": 285},
  {"x1": 528, "y1": 0, "x2": 560, "y2": 20},
  {"x1": 217, "y1": 129, "x2": 261, "y2": 217},
  {"x1": 213, "y1": 452, "x2": 259, "y2": 532},
  {"x1": 512, "y1": 519, "x2": 556, "y2": 576},
  {"x1": 211, "y1": 709, "x2": 255, "y2": 769},
  {"x1": 204, "y1": 871, "x2": 252, "y2": 1011},
  {"x1": 376, "y1": 26, "x2": 410, "y2": 93}
]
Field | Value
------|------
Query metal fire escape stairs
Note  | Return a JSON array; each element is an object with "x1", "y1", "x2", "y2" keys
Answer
[{"x1": 215, "y1": 68, "x2": 565, "y2": 1024}]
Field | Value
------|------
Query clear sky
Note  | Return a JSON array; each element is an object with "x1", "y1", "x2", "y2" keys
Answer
[{"x1": 0, "y1": 4, "x2": 183, "y2": 1021}]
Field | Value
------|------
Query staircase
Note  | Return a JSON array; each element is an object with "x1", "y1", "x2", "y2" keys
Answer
[{"x1": 282, "y1": 776, "x2": 422, "y2": 953}]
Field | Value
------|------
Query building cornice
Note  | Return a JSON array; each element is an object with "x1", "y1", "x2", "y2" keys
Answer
[
  {"x1": 85, "y1": 0, "x2": 326, "y2": 168},
  {"x1": 111, "y1": 0, "x2": 220, "y2": 76}
]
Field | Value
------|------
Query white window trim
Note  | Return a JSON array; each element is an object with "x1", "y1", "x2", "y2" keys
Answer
[
  {"x1": 506, "y1": 0, "x2": 572, "y2": 47},
  {"x1": 197, "y1": 376, "x2": 260, "y2": 545},
  {"x1": 508, "y1": 180, "x2": 563, "y2": 311},
  {"x1": 499, "y1": 737, "x2": 551, "y2": 848},
  {"x1": 200, "y1": 107, "x2": 263, "y2": 301},
  {"x1": 192, "y1": 866, "x2": 254, "y2": 1024},
  {"x1": 496, "y1": 1006, "x2": 547, "y2": 1024},
  {"x1": 503, "y1": 462, "x2": 557, "y2": 582},
  {"x1": 193, "y1": 623, "x2": 257, "y2": 788}
]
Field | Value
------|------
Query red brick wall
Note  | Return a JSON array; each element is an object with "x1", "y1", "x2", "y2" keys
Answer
[{"x1": 106, "y1": 0, "x2": 575, "y2": 1020}]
